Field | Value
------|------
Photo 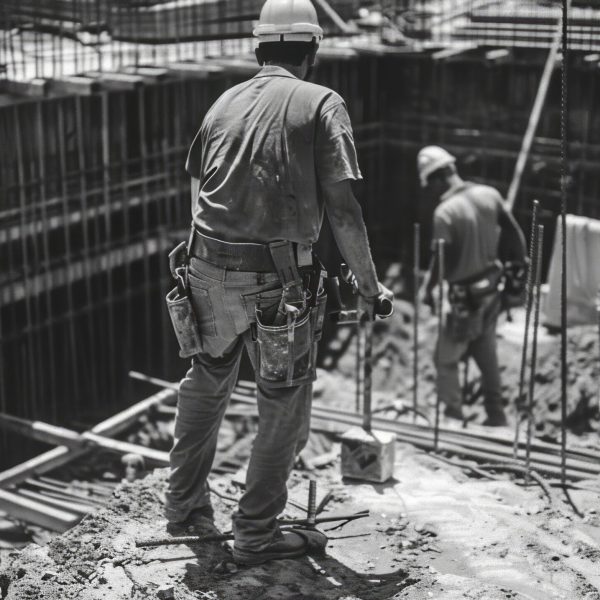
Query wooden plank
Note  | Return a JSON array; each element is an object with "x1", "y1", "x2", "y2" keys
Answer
[
  {"x1": 120, "y1": 66, "x2": 171, "y2": 82},
  {"x1": 0, "y1": 489, "x2": 79, "y2": 532},
  {"x1": 86, "y1": 71, "x2": 145, "y2": 91},
  {"x1": 506, "y1": 13, "x2": 564, "y2": 211},
  {"x1": 0, "y1": 412, "x2": 82, "y2": 447},
  {"x1": 0, "y1": 388, "x2": 175, "y2": 488},
  {"x1": 18, "y1": 489, "x2": 94, "y2": 516},
  {"x1": 0, "y1": 78, "x2": 47, "y2": 97},
  {"x1": 0, "y1": 412, "x2": 170, "y2": 466},
  {"x1": 204, "y1": 58, "x2": 259, "y2": 76},
  {"x1": 81, "y1": 433, "x2": 170, "y2": 466},
  {"x1": 47, "y1": 76, "x2": 100, "y2": 96},
  {"x1": 166, "y1": 62, "x2": 225, "y2": 79}
]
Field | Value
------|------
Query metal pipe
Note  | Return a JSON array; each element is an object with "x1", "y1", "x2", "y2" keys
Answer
[
  {"x1": 362, "y1": 310, "x2": 373, "y2": 433},
  {"x1": 525, "y1": 225, "x2": 544, "y2": 481},
  {"x1": 513, "y1": 199, "x2": 539, "y2": 459},
  {"x1": 434, "y1": 238, "x2": 445, "y2": 453},
  {"x1": 559, "y1": 0, "x2": 571, "y2": 491},
  {"x1": 413, "y1": 222, "x2": 420, "y2": 424}
]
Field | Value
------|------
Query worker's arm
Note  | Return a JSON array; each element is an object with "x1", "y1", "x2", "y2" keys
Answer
[
  {"x1": 322, "y1": 179, "x2": 380, "y2": 298},
  {"x1": 421, "y1": 253, "x2": 439, "y2": 312}
]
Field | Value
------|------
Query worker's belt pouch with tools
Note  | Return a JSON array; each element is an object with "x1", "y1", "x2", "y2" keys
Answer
[
  {"x1": 449, "y1": 262, "x2": 503, "y2": 314},
  {"x1": 252, "y1": 241, "x2": 327, "y2": 388},
  {"x1": 446, "y1": 262, "x2": 503, "y2": 342},
  {"x1": 165, "y1": 238, "x2": 204, "y2": 358}
]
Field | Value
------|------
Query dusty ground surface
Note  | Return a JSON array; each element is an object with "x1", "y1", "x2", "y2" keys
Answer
[{"x1": 1, "y1": 444, "x2": 599, "y2": 600}]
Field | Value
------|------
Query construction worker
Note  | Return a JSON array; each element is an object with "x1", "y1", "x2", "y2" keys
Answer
[
  {"x1": 165, "y1": 0, "x2": 391, "y2": 565},
  {"x1": 419, "y1": 146, "x2": 526, "y2": 426}
]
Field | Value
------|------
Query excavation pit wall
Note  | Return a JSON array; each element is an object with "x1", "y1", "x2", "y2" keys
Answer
[{"x1": 2, "y1": 47, "x2": 600, "y2": 467}]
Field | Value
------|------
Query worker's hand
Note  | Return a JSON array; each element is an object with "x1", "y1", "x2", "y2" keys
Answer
[{"x1": 361, "y1": 283, "x2": 394, "y2": 319}]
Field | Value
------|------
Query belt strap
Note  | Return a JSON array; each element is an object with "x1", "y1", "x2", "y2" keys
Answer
[{"x1": 190, "y1": 228, "x2": 312, "y2": 272}]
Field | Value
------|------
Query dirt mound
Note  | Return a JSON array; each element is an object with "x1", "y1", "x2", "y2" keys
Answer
[
  {"x1": 321, "y1": 300, "x2": 600, "y2": 440},
  {"x1": 2, "y1": 450, "x2": 599, "y2": 600}
]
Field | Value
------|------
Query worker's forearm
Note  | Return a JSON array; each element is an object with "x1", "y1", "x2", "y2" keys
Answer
[{"x1": 327, "y1": 204, "x2": 379, "y2": 297}]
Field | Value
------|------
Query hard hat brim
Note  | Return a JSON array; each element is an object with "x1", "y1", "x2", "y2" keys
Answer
[{"x1": 253, "y1": 22, "x2": 323, "y2": 42}]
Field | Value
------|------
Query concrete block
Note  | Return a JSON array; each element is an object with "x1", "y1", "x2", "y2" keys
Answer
[{"x1": 340, "y1": 427, "x2": 395, "y2": 483}]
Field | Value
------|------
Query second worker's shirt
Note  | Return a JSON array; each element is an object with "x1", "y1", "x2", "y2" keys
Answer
[
  {"x1": 186, "y1": 65, "x2": 362, "y2": 245},
  {"x1": 432, "y1": 181, "x2": 505, "y2": 284}
]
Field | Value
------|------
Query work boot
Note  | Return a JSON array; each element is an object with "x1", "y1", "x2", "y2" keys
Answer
[
  {"x1": 483, "y1": 409, "x2": 508, "y2": 427},
  {"x1": 232, "y1": 528, "x2": 327, "y2": 566},
  {"x1": 443, "y1": 405, "x2": 464, "y2": 421},
  {"x1": 166, "y1": 503, "x2": 215, "y2": 536}
]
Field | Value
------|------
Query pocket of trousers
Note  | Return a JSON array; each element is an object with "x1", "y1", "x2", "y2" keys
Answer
[{"x1": 188, "y1": 275, "x2": 217, "y2": 336}]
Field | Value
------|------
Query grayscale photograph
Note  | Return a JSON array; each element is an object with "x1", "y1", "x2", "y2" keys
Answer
[{"x1": 0, "y1": 1, "x2": 599, "y2": 598}]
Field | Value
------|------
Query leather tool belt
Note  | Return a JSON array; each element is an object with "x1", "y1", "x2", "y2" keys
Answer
[
  {"x1": 449, "y1": 261, "x2": 503, "y2": 315},
  {"x1": 190, "y1": 227, "x2": 312, "y2": 273}
]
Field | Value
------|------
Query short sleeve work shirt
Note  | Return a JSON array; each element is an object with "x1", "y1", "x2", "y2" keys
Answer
[
  {"x1": 433, "y1": 182, "x2": 504, "y2": 283},
  {"x1": 186, "y1": 65, "x2": 361, "y2": 245}
]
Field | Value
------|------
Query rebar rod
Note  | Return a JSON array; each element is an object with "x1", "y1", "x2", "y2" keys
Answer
[
  {"x1": 35, "y1": 100, "x2": 58, "y2": 422},
  {"x1": 525, "y1": 225, "x2": 544, "y2": 481},
  {"x1": 130, "y1": 371, "x2": 600, "y2": 478},
  {"x1": 434, "y1": 239, "x2": 445, "y2": 452},
  {"x1": 596, "y1": 288, "x2": 600, "y2": 440},
  {"x1": 100, "y1": 91, "x2": 117, "y2": 406},
  {"x1": 559, "y1": 0, "x2": 571, "y2": 491},
  {"x1": 307, "y1": 480, "x2": 317, "y2": 527},
  {"x1": 513, "y1": 199, "x2": 539, "y2": 459},
  {"x1": 413, "y1": 223, "x2": 420, "y2": 424},
  {"x1": 362, "y1": 311, "x2": 373, "y2": 433}
]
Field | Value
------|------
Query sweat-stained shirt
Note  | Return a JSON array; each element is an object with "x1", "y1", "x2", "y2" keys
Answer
[
  {"x1": 432, "y1": 181, "x2": 505, "y2": 284},
  {"x1": 185, "y1": 65, "x2": 362, "y2": 245}
]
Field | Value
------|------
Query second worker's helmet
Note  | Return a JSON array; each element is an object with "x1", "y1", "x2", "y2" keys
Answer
[
  {"x1": 417, "y1": 145, "x2": 456, "y2": 187},
  {"x1": 253, "y1": 0, "x2": 323, "y2": 43}
]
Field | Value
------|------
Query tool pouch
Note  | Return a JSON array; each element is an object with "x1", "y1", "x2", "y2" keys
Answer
[
  {"x1": 255, "y1": 288, "x2": 327, "y2": 388},
  {"x1": 165, "y1": 232, "x2": 204, "y2": 358},
  {"x1": 166, "y1": 285, "x2": 204, "y2": 358}
]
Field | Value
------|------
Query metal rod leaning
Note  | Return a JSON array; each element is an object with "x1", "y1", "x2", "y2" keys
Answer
[
  {"x1": 413, "y1": 223, "x2": 420, "y2": 424},
  {"x1": 559, "y1": 0, "x2": 571, "y2": 491},
  {"x1": 434, "y1": 238, "x2": 445, "y2": 453},
  {"x1": 596, "y1": 288, "x2": 600, "y2": 441},
  {"x1": 525, "y1": 225, "x2": 544, "y2": 480},
  {"x1": 513, "y1": 199, "x2": 540, "y2": 458},
  {"x1": 362, "y1": 307, "x2": 373, "y2": 433}
]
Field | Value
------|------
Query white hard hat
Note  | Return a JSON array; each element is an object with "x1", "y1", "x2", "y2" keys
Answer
[
  {"x1": 254, "y1": 0, "x2": 323, "y2": 43},
  {"x1": 417, "y1": 145, "x2": 456, "y2": 187}
]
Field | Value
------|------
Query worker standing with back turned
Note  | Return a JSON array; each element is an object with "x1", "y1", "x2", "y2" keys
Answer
[
  {"x1": 419, "y1": 146, "x2": 526, "y2": 427},
  {"x1": 164, "y1": 0, "x2": 392, "y2": 566}
]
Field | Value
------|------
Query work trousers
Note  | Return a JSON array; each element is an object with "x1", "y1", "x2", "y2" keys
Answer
[
  {"x1": 435, "y1": 293, "x2": 503, "y2": 415},
  {"x1": 165, "y1": 257, "x2": 312, "y2": 552}
]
